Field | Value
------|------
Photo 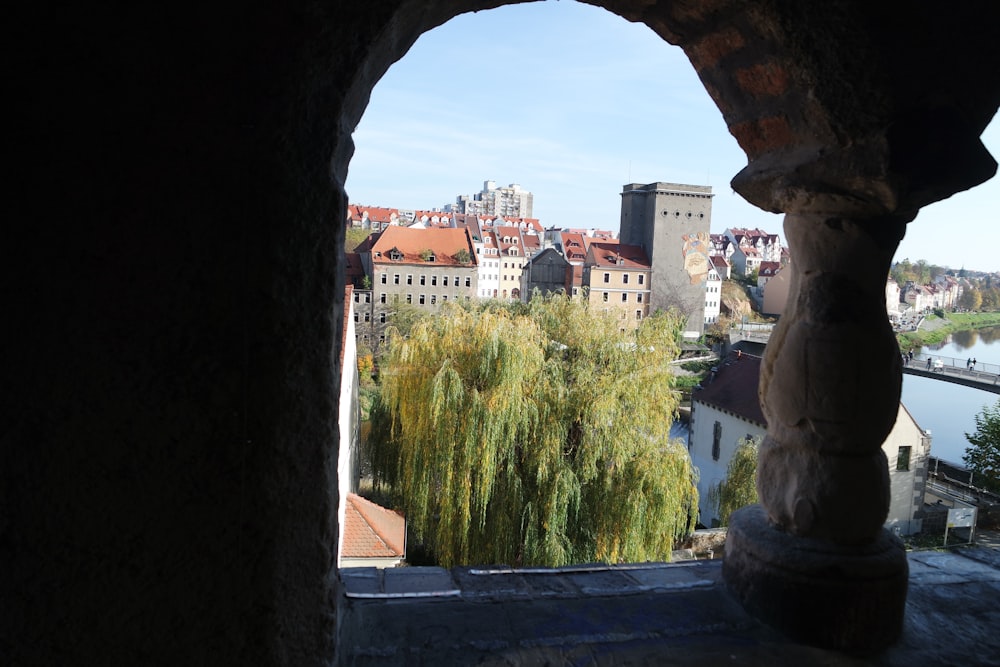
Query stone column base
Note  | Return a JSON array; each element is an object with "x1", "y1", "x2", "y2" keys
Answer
[{"x1": 723, "y1": 504, "x2": 909, "y2": 653}]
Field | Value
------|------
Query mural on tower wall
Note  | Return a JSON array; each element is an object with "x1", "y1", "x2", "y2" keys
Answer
[{"x1": 682, "y1": 232, "x2": 712, "y2": 285}]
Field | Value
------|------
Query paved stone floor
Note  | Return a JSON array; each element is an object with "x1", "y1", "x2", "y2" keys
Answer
[{"x1": 337, "y1": 543, "x2": 1000, "y2": 666}]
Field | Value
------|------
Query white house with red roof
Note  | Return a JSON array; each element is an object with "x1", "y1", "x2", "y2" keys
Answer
[
  {"x1": 730, "y1": 244, "x2": 763, "y2": 277},
  {"x1": 347, "y1": 204, "x2": 399, "y2": 231},
  {"x1": 339, "y1": 493, "x2": 406, "y2": 569},
  {"x1": 689, "y1": 352, "x2": 930, "y2": 534},
  {"x1": 724, "y1": 227, "x2": 783, "y2": 264},
  {"x1": 337, "y1": 287, "x2": 364, "y2": 564},
  {"x1": 704, "y1": 263, "x2": 723, "y2": 326}
]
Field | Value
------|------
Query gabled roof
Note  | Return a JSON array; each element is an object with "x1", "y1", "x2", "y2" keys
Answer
[
  {"x1": 561, "y1": 232, "x2": 589, "y2": 263},
  {"x1": 342, "y1": 493, "x2": 406, "y2": 559},
  {"x1": 348, "y1": 205, "x2": 399, "y2": 224},
  {"x1": 345, "y1": 252, "x2": 365, "y2": 280},
  {"x1": 759, "y1": 261, "x2": 781, "y2": 277},
  {"x1": 502, "y1": 217, "x2": 543, "y2": 233},
  {"x1": 710, "y1": 255, "x2": 730, "y2": 269},
  {"x1": 692, "y1": 352, "x2": 766, "y2": 428},
  {"x1": 370, "y1": 226, "x2": 477, "y2": 267},
  {"x1": 586, "y1": 242, "x2": 651, "y2": 269}
]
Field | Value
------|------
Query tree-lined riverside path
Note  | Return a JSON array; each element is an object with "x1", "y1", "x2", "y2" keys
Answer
[{"x1": 903, "y1": 354, "x2": 1000, "y2": 394}]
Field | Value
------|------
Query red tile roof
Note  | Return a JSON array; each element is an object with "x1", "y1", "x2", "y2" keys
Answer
[
  {"x1": 348, "y1": 205, "x2": 399, "y2": 224},
  {"x1": 342, "y1": 493, "x2": 406, "y2": 559},
  {"x1": 759, "y1": 261, "x2": 781, "y2": 277},
  {"x1": 710, "y1": 255, "x2": 730, "y2": 269},
  {"x1": 693, "y1": 352, "x2": 766, "y2": 427},
  {"x1": 587, "y1": 242, "x2": 650, "y2": 269},
  {"x1": 370, "y1": 226, "x2": 477, "y2": 266}
]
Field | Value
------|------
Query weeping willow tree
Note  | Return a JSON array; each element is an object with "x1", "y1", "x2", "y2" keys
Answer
[
  {"x1": 708, "y1": 436, "x2": 760, "y2": 526},
  {"x1": 368, "y1": 294, "x2": 698, "y2": 567}
]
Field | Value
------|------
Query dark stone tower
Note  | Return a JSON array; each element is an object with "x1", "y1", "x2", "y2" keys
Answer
[{"x1": 620, "y1": 182, "x2": 713, "y2": 337}]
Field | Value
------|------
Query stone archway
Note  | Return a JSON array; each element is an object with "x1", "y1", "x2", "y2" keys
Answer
[{"x1": 9, "y1": 2, "x2": 998, "y2": 665}]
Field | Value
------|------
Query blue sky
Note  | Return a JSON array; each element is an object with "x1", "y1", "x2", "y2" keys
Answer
[{"x1": 345, "y1": 1, "x2": 998, "y2": 272}]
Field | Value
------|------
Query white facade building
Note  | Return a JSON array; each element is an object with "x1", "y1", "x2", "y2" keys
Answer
[{"x1": 689, "y1": 352, "x2": 930, "y2": 534}]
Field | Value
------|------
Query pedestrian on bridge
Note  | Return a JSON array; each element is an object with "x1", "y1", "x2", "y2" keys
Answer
[{"x1": 926, "y1": 357, "x2": 932, "y2": 371}]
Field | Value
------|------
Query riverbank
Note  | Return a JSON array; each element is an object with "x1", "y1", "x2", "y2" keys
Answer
[{"x1": 897, "y1": 311, "x2": 1000, "y2": 349}]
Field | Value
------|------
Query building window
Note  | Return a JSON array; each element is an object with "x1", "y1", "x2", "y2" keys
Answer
[
  {"x1": 637, "y1": 294, "x2": 643, "y2": 303},
  {"x1": 636, "y1": 310, "x2": 642, "y2": 320},
  {"x1": 353, "y1": 312, "x2": 359, "y2": 322},
  {"x1": 420, "y1": 275, "x2": 426, "y2": 285},
  {"x1": 603, "y1": 292, "x2": 609, "y2": 302},
  {"x1": 364, "y1": 293, "x2": 371, "y2": 303},
  {"x1": 406, "y1": 294, "x2": 412, "y2": 304},
  {"x1": 354, "y1": 292, "x2": 360, "y2": 303},
  {"x1": 406, "y1": 274, "x2": 413, "y2": 285},
  {"x1": 419, "y1": 294, "x2": 425, "y2": 305},
  {"x1": 897, "y1": 446, "x2": 911, "y2": 471},
  {"x1": 380, "y1": 294, "x2": 386, "y2": 304},
  {"x1": 442, "y1": 295, "x2": 448, "y2": 302},
  {"x1": 443, "y1": 276, "x2": 449, "y2": 287},
  {"x1": 712, "y1": 422, "x2": 722, "y2": 461},
  {"x1": 465, "y1": 277, "x2": 471, "y2": 287},
  {"x1": 379, "y1": 313, "x2": 386, "y2": 324},
  {"x1": 432, "y1": 276, "x2": 438, "y2": 286},
  {"x1": 604, "y1": 272, "x2": 610, "y2": 283},
  {"x1": 393, "y1": 274, "x2": 400, "y2": 285},
  {"x1": 638, "y1": 275, "x2": 644, "y2": 285},
  {"x1": 621, "y1": 293, "x2": 628, "y2": 303},
  {"x1": 381, "y1": 274, "x2": 387, "y2": 285},
  {"x1": 623, "y1": 274, "x2": 629, "y2": 284},
  {"x1": 430, "y1": 295, "x2": 437, "y2": 305},
  {"x1": 364, "y1": 313, "x2": 370, "y2": 322}
]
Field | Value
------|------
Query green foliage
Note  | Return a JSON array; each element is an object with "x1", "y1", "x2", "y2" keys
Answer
[
  {"x1": 345, "y1": 227, "x2": 370, "y2": 252},
  {"x1": 368, "y1": 294, "x2": 698, "y2": 567},
  {"x1": 964, "y1": 400, "x2": 1000, "y2": 494},
  {"x1": 455, "y1": 248, "x2": 471, "y2": 264},
  {"x1": 708, "y1": 437, "x2": 760, "y2": 526},
  {"x1": 419, "y1": 248, "x2": 434, "y2": 261},
  {"x1": 959, "y1": 286, "x2": 982, "y2": 311}
]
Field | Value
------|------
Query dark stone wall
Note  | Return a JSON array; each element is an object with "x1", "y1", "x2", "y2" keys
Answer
[
  {"x1": 4, "y1": 0, "x2": 998, "y2": 664},
  {"x1": 6, "y1": 3, "x2": 350, "y2": 664}
]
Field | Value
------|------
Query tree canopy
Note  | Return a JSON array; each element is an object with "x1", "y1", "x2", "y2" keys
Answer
[
  {"x1": 367, "y1": 294, "x2": 698, "y2": 567},
  {"x1": 964, "y1": 400, "x2": 1000, "y2": 494},
  {"x1": 707, "y1": 436, "x2": 760, "y2": 526}
]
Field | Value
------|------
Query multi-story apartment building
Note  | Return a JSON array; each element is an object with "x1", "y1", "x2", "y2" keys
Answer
[
  {"x1": 724, "y1": 227, "x2": 783, "y2": 267},
  {"x1": 619, "y1": 182, "x2": 713, "y2": 338},
  {"x1": 358, "y1": 226, "x2": 478, "y2": 348},
  {"x1": 453, "y1": 180, "x2": 534, "y2": 218},
  {"x1": 704, "y1": 263, "x2": 723, "y2": 326},
  {"x1": 582, "y1": 242, "x2": 652, "y2": 330}
]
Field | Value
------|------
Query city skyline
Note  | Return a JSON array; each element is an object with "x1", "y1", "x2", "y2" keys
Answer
[{"x1": 345, "y1": 1, "x2": 999, "y2": 272}]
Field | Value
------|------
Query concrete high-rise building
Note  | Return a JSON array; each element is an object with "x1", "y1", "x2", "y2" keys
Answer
[
  {"x1": 455, "y1": 180, "x2": 534, "y2": 218},
  {"x1": 619, "y1": 182, "x2": 713, "y2": 338}
]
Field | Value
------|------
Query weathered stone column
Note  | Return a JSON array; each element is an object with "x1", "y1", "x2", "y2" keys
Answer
[{"x1": 723, "y1": 211, "x2": 911, "y2": 651}]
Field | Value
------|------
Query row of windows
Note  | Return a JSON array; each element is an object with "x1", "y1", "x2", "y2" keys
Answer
[
  {"x1": 603, "y1": 272, "x2": 645, "y2": 285},
  {"x1": 382, "y1": 273, "x2": 472, "y2": 288},
  {"x1": 602, "y1": 292, "x2": 644, "y2": 304},
  {"x1": 603, "y1": 308, "x2": 644, "y2": 321}
]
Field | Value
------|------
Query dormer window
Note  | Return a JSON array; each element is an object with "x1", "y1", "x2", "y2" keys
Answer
[{"x1": 388, "y1": 248, "x2": 403, "y2": 261}]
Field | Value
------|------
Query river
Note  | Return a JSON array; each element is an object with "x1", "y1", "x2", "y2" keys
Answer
[
  {"x1": 901, "y1": 325, "x2": 1000, "y2": 464},
  {"x1": 674, "y1": 326, "x2": 1000, "y2": 465}
]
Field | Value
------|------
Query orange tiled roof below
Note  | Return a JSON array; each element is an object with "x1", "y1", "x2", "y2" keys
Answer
[{"x1": 342, "y1": 493, "x2": 406, "y2": 559}]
